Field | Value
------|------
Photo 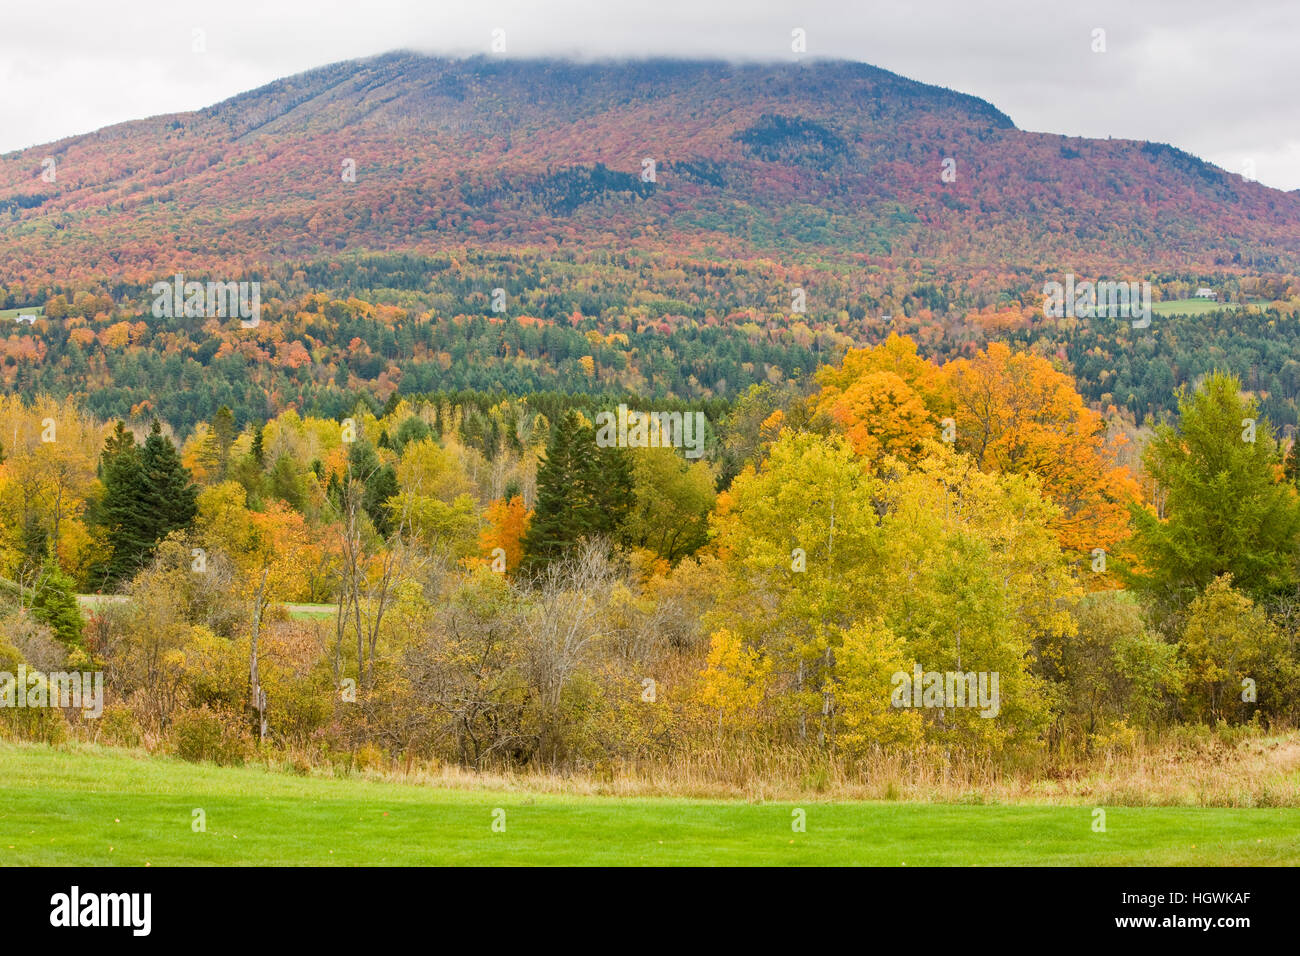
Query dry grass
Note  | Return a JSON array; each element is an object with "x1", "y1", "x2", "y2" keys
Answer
[{"x1": 310, "y1": 727, "x2": 1300, "y2": 807}]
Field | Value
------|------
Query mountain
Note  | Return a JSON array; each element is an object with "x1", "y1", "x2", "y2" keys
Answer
[
  {"x1": 3, "y1": 54, "x2": 1300, "y2": 435},
  {"x1": 2, "y1": 52, "x2": 1299, "y2": 292}
]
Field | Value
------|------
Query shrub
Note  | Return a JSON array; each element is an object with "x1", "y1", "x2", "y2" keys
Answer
[
  {"x1": 0, "y1": 640, "x2": 69, "y2": 745},
  {"x1": 98, "y1": 704, "x2": 142, "y2": 748},
  {"x1": 171, "y1": 705, "x2": 252, "y2": 766}
]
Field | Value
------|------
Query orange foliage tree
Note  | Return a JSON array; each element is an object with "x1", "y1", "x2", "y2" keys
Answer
[
  {"x1": 811, "y1": 333, "x2": 951, "y2": 464},
  {"x1": 476, "y1": 495, "x2": 532, "y2": 573},
  {"x1": 812, "y1": 335, "x2": 1138, "y2": 564},
  {"x1": 943, "y1": 342, "x2": 1139, "y2": 559}
]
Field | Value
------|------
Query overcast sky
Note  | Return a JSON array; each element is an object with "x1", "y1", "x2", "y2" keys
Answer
[{"x1": 2, "y1": 0, "x2": 1297, "y2": 190}]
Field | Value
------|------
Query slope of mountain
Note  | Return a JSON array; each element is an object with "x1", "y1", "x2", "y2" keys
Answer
[
  {"x1": 3, "y1": 54, "x2": 1300, "y2": 435},
  {"x1": 2, "y1": 52, "x2": 1299, "y2": 291}
]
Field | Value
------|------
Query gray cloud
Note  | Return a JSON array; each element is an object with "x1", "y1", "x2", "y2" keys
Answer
[{"x1": 2, "y1": 0, "x2": 1296, "y2": 189}]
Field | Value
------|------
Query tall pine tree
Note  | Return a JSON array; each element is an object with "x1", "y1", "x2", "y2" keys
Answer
[
  {"x1": 345, "y1": 442, "x2": 399, "y2": 536},
  {"x1": 99, "y1": 421, "x2": 198, "y2": 587},
  {"x1": 99, "y1": 423, "x2": 151, "y2": 586},
  {"x1": 522, "y1": 411, "x2": 633, "y2": 573},
  {"x1": 1284, "y1": 439, "x2": 1300, "y2": 487},
  {"x1": 523, "y1": 412, "x2": 587, "y2": 572},
  {"x1": 211, "y1": 405, "x2": 236, "y2": 480},
  {"x1": 142, "y1": 421, "x2": 199, "y2": 538}
]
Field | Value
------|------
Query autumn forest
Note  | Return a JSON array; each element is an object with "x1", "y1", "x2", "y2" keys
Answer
[{"x1": 3, "y1": 54, "x2": 1300, "y2": 801}]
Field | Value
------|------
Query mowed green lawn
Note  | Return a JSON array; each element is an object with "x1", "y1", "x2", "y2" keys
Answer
[{"x1": 1, "y1": 743, "x2": 1296, "y2": 866}]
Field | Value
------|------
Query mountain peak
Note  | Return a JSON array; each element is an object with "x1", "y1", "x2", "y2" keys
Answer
[{"x1": 0, "y1": 52, "x2": 1296, "y2": 288}]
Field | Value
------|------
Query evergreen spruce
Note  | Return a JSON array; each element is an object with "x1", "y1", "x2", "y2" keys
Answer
[
  {"x1": 345, "y1": 442, "x2": 399, "y2": 536},
  {"x1": 211, "y1": 405, "x2": 236, "y2": 479},
  {"x1": 1284, "y1": 439, "x2": 1300, "y2": 487},
  {"x1": 522, "y1": 411, "x2": 633, "y2": 573},
  {"x1": 142, "y1": 421, "x2": 199, "y2": 536},
  {"x1": 99, "y1": 423, "x2": 151, "y2": 585},
  {"x1": 31, "y1": 556, "x2": 84, "y2": 647},
  {"x1": 522, "y1": 411, "x2": 586, "y2": 572},
  {"x1": 100, "y1": 421, "x2": 198, "y2": 587}
]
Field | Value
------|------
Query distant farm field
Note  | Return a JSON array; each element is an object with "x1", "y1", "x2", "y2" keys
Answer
[
  {"x1": 1150, "y1": 296, "x2": 1270, "y2": 316},
  {"x1": 2, "y1": 743, "x2": 1297, "y2": 866},
  {"x1": 0, "y1": 306, "x2": 44, "y2": 320},
  {"x1": 1151, "y1": 298, "x2": 1238, "y2": 316}
]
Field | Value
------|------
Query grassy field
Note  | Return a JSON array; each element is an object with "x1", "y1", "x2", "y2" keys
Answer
[
  {"x1": 0, "y1": 306, "x2": 44, "y2": 320},
  {"x1": 1151, "y1": 298, "x2": 1239, "y2": 316},
  {"x1": 1154, "y1": 295, "x2": 1263, "y2": 317},
  {"x1": 2, "y1": 743, "x2": 1297, "y2": 866},
  {"x1": 75, "y1": 593, "x2": 336, "y2": 622},
  {"x1": 283, "y1": 603, "x2": 338, "y2": 621}
]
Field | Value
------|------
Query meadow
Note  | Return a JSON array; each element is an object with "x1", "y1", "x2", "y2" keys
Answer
[
  {"x1": 2, "y1": 743, "x2": 1297, "y2": 866},
  {"x1": 1151, "y1": 298, "x2": 1241, "y2": 316},
  {"x1": 74, "y1": 593, "x2": 337, "y2": 622}
]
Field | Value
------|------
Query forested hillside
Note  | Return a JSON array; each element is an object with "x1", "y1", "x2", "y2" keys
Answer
[
  {"x1": 3, "y1": 57, "x2": 1300, "y2": 434},
  {"x1": 4, "y1": 54, "x2": 1300, "y2": 789},
  {"x1": 2, "y1": 252, "x2": 1300, "y2": 434},
  {"x1": 3, "y1": 55, "x2": 1299, "y2": 285}
]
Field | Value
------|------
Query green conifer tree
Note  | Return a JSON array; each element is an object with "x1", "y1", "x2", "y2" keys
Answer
[
  {"x1": 1126, "y1": 372, "x2": 1300, "y2": 606},
  {"x1": 31, "y1": 555, "x2": 84, "y2": 647},
  {"x1": 100, "y1": 421, "x2": 198, "y2": 587},
  {"x1": 142, "y1": 421, "x2": 199, "y2": 538},
  {"x1": 212, "y1": 405, "x2": 237, "y2": 479},
  {"x1": 522, "y1": 411, "x2": 588, "y2": 572},
  {"x1": 99, "y1": 423, "x2": 151, "y2": 586},
  {"x1": 522, "y1": 411, "x2": 634, "y2": 573}
]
